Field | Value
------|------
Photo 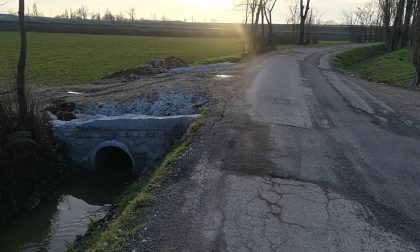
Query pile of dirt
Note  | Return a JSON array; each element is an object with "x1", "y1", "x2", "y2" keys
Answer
[
  {"x1": 147, "y1": 56, "x2": 189, "y2": 70},
  {"x1": 46, "y1": 99, "x2": 77, "y2": 121},
  {"x1": 105, "y1": 56, "x2": 189, "y2": 83}
]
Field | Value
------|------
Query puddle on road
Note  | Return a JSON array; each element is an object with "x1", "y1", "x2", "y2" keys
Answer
[
  {"x1": 67, "y1": 91, "x2": 82, "y2": 95},
  {"x1": 215, "y1": 74, "x2": 234, "y2": 79}
]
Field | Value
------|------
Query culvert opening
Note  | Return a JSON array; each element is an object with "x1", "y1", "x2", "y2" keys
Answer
[{"x1": 94, "y1": 146, "x2": 134, "y2": 178}]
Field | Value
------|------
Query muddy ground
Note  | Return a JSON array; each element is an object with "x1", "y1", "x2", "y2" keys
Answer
[
  {"x1": 34, "y1": 55, "x2": 420, "y2": 125},
  {"x1": 34, "y1": 63, "x2": 248, "y2": 118}
]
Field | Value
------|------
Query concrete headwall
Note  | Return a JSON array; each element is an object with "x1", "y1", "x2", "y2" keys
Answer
[{"x1": 52, "y1": 114, "x2": 198, "y2": 175}]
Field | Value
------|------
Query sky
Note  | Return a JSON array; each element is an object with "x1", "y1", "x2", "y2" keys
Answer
[{"x1": 1, "y1": 0, "x2": 369, "y2": 24}]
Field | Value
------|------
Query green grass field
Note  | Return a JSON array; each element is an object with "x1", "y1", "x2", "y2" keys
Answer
[
  {"x1": 0, "y1": 32, "x2": 243, "y2": 87},
  {"x1": 334, "y1": 44, "x2": 415, "y2": 85}
]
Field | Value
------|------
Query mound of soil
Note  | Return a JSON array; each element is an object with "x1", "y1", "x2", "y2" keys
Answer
[
  {"x1": 105, "y1": 56, "x2": 189, "y2": 83},
  {"x1": 146, "y1": 56, "x2": 189, "y2": 70}
]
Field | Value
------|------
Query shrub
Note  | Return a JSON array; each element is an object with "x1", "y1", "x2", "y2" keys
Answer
[{"x1": 0, "y1": 91, "x2": 66, "y2": 225}]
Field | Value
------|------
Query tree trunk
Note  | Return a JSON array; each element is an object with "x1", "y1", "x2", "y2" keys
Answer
[
  {"x1": 268, "y1": 13, "x2": 273, "y2": 46},
  {"x1": 401, "y1": 0, "x2": 415, "y2": 47},
  {"x1": 382, "y1": 0, "x2": 392, "y2": 52},
  {"x1": 299, "y1": 0, "x2": 310, "y2": 45},
  {"x1": 412, "y1": 0, "x2": 420, "y2": 86},
  {"x1": 243, "y1": 0, "x2": 249, "y2": 56},
  {"x1": 249, "y1": 7, "x2": 255, "y2": 51},
  {"x1": 264, "y1": 7, "x2": 273, "y2": 47},
  {"x1": 17, "y1": 0, "x2": 28, "y2": 120},
  {"x1": 414, "y1": 67, "x2": 420, "y2": 86},
  {"x1": 261, "y1": 2, "x2": 265, "y2": 46},
  {"x1": 392, "y1": 0, "x2": 406, "y2": 51},
  {"x1": 254, "y1": 5, "x2": 261, "y2": 50}
]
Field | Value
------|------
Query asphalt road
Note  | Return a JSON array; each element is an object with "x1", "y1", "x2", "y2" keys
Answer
[{"x1": 130, "y1": 46, "x2": 420, "y2": 252}]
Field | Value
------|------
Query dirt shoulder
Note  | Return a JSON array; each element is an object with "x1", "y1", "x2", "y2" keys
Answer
[{"x1": 339, "y1": 72, "x2": 420, "y2": 125}]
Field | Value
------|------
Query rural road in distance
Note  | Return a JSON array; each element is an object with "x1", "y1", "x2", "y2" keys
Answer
[{"x1": 130, "y1": 46, "x2": 420, "y2": 252}]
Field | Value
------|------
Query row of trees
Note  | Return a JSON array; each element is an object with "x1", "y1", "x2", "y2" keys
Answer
[
  {"x1": 380, "y1": 0, "x2": 419, "y2": 85},
  {"x1": 343, "y1": 1, "x2": 382, "y2": 43},
  {"x1": 286, "y1": 0, "x2": 324, "y2": 44},
  {"x1": 379, "y1": 0, "x2": 417, "y2": 52},
  {"x1": 239, "y1": 0, "x2": 313, "y2": 53},
  {"x1": 56, "y1": 6, "x2": 136, "y2": 22},
  {"x1": 239, "y1": 0, "x2": 278, "y2": 52},
  {"x1": 343, "y1": 0, "x2": 419, "y2": 85}
]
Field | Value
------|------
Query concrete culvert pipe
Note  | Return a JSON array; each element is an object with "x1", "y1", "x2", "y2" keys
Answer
[{"x1": 92, "y1": 141, "x2": 135, "y2": 176}]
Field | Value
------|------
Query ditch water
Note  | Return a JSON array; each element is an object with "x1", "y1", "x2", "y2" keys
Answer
[
  {"x1": 0, "y1": 92, "x2": 205, "y2": 251},
  {"x1": 0, "y1": 161, "x2": 135, "y2": 252}
]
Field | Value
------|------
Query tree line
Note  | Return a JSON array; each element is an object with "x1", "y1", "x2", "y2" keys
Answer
[
  {"x1": 56, "y1": 6, "x2": 136, "y2": 22},
  {"x1": 238, "y1": 0, "x2": 419, "y2": 86},
  {"x1": 343, "y1": 0, "x2": 419, "y2": 85},
  {"x1": 238, "y1": 0, "x2": 316, "y2": 54}
]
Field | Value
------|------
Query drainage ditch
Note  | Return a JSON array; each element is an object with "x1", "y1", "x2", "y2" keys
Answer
[{"x1": 0, "y1": 91, "x2": 205, "y2": 251}]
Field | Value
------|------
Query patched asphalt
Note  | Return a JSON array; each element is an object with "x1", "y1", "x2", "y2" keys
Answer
[{"x1": 127, "y1": 46, "x2": 420, "y2": 252}]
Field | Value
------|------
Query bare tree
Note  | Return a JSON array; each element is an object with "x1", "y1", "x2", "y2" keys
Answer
[
  {"x1": 299, "y1": 0, "x2": 311, "y2": 45},
  {"x1": 236, "y1": 0, "x2": 276, "y2": 51},
  {"x1": 379, "y1": 0, "x2": 416, "y2": 51},
  {"x1": 17, "y1": 0, "x2": 28, "y2": 120},
  {"x1": 305, "y1": 8, "x2": 323, "y2": 43},
  {"x1": 379, "y1": 0, "x2": 393, "y2": 51},
  {"x1": 115, "y1": 11, "x2": 125, "y2": 21},
  {"x1": 90, "y1": 12, "x2": 100, "y2": 21},
  {"x1": 343, "y1": 1, "x2": 381, "y2": 43},
  {"x1": 70, "y1": 9, "x2": 77, "y2": 19},
  {"x1": 76, "y1": 5, "x2": 89, "y2": 20},
  {"x1": 126, "y1": 7, "x2": 136, "y2": 22},
  {"x1": 236, "y1": 0, "x2": 259, "y2": 50},
  {"x1": 286, "y1": 0, "x2": 300, "y2": 39},
  {"x1": 31, "y1": 3, "x2": 42, "y2": 16},
  {"x1": 59, "y1": 9, "x2": 69, "y2": 19},
  {"x1": 103, "y1": 9, "x2": 115, "y2": 22},
  {"x1": 391, "y1": 0, "x2": 406, "y2": 50},
  {"x1": 263, "y1": 0, "x2": 278, "y2": 46},
  {"x1": 401, "y1": 0, "x2": 415, "y2": 47}
]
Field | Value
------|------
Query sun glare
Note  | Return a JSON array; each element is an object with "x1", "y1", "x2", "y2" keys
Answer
[{"x1": 183, "y1": 0, "x2": 233, "y2": 9}]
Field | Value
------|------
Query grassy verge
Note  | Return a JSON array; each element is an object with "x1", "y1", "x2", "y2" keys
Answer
[
  {"x1": 68, "y1": 107, "x2": 209, "y2": 252},
  {"x1": 333, "y1": 44, "x2": 415, "y2": 85},
  {"x1": 318, "y1": 40, "x2": 351, "y2": 45},
  {"x1": 275, "y1": 44, "x2": 296, "y2": 50},
  {"x1": 0, "y1": 32, "x2": 242, "y2": 87},
  {"x1": 194, "y1": 53, "x2": 244, "y2": 65}
]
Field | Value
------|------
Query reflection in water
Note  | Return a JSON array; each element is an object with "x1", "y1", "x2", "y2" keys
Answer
[{"x1": 0, "y1": 164, "x2": 135, "y2": 251}]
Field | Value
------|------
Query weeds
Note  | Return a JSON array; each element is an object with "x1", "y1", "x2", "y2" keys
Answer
[{"x1": 0, "y1": 91, "x2": 66, "y2": 225}]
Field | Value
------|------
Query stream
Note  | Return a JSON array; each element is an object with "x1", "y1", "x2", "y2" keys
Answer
[
  {"x1": 0, "y1": 91, "x2": 205, "y2": 251},
  {"x1": 0, "y1": 166, "x2": 134, "y2": 252}
]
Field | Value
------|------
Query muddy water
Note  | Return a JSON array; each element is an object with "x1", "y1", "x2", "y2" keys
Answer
[{"x1": 0, "y1": 168, "x2": 134, "y2": 252}]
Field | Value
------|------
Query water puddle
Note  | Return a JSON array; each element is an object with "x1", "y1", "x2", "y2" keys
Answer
[
  {"x1": 67, "y1": 91, "x2": 82, "y2": 95},
  {"x1": 0, "y1": 169, "x2": 134, "y2": 252},
  {"x1": 215, "y1": 74, "x2": 234, "y2": 78}
]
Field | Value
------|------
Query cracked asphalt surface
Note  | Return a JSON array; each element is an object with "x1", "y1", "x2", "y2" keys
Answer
[{"x1": 128, "y1": 46, "x2": 420, "y2": 251}]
